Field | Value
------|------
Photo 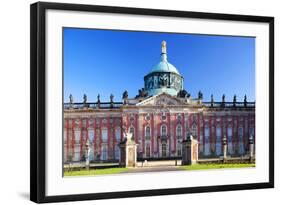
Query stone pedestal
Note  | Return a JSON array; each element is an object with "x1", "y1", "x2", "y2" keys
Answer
[
  {"x1": 119, "y1": 133, "x2": 137, "y2": 167},
  {"x1": 249, "y1": 135, "x2": 254, "y2": 163},
  {"x1": 182, "y1": 134, "x2": 198, "y2": 165},
  {"x1": 85, "y1": 140, "x2": 90, "y2": 170},
  {"x1": 222, "y1": 135, "x2": 227, "y2": 163}
]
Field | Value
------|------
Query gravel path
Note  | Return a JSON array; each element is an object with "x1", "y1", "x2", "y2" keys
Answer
[{"x1": 122, "y1": 166, "x2": 183, "y2": 173}]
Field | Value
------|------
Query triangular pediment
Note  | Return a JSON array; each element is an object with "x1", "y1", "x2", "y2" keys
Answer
[{"x1": 136, "y1": 92, "x2": 185, "y2": 106}]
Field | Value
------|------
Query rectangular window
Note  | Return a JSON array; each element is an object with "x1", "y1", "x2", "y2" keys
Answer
[
  {"x1": 102, "y1": 128, "x2": 108, "y2": 141},
  {"x1": 89, "y1": 130, "x2": 94, "y2": 143},
  {"x1": 227, "y1": 127, "x2": 232, "y2": 141},
  {"x1": 204, "y1": 127, "x2": 210, "y2": 143},
  {"x1": 238, "y1": 127, "x2": 243, "y2": 140},
  {"x1": 74, "y1": 130, "x2": 80, "y2": 144}
]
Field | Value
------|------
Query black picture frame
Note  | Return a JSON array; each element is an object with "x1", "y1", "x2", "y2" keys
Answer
[{"x1": 30, "y1": 1, "x2": 274, "y2": 203}]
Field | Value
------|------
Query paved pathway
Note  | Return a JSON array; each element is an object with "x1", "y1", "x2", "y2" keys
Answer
[{"x1": 122, "y1": 166, "x2": 183, "y2": 173}]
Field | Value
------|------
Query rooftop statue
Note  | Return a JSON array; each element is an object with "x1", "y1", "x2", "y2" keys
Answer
[
  {"x1": 222, "y1": 94, "x2": 225, "y2": 103},
  {"x1": 110, "y1": 94, "x2": 114, "y2": 103},
  {"x1": 221, "y1": 94, "x2": 226, "y2": 107},
  {"x1": 135, "y1": 88, "x2": 148, "y2": 98},
  {"x1": 69, "y1": 94, "x2": 73, "y2": 104},
  {"x1": 83, "y1": 94, "x2": 87, "y2": 104},
  {"x1": 122, "y1": 90, "x2": 128, "y2": 99},
  {"x1": 198, "y1": 90, "x2": 203, "y2": 99},
  {"x1": 244, "y1": 95, "x2": 247, "y2": 107},
  {"x1": 177, "y1": 89, "x2": 190, "y2": 98},
  {"x1": 233, "y1": 94, "x2": 237, "y2": 107}
]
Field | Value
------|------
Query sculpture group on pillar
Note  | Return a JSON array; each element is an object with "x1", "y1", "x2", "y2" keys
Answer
[
  {"x1": 119, "y1": 131, "x2": 138, "y2": 168},
  {"x1": 181, "y1": 132, "x2": 198, "y2": 165}
]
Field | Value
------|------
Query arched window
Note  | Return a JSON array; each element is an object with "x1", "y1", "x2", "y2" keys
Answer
[
  {"x1": 145, "y1": 126, "x2": 151, "y2": 140},
  {"x1": 115, "y1": 127, "x2": 121, "y2": 142},
  {"x1": 176, "y1": 124, "x2": 182, "y2": 138},
  {"x1": 191, "y1": 123, "x2": 197, "y2": 137},
  {"x1": 161, "y1": 124, "x2": 167, "y2": 136},
  {"x1": 102, "y1": 128, "x2": 108, "y2": 141},
  {"x1": 129, "y1": 126, "x2": 135, "y2": 139}
]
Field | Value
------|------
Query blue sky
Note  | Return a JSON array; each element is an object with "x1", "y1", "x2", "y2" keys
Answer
[{"x1": 63, "y1": 28, "x2": 255, "y2": 103}]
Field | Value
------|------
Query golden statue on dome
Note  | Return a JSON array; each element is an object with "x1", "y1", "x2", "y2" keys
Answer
[{"x1": 162, "y1": 40, "x2": 167, "y2": 53}]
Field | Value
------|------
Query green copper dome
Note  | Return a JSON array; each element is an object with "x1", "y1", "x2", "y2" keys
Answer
[
  {"x1": 150, "y1": 50, "x2": 180, "y2": 75},
  {"x1": 151, "y1": 61, "x2": 180, "y2": 75},
  {"x1": 144, "y1": 41, "x2": 184, "y2": 97}
]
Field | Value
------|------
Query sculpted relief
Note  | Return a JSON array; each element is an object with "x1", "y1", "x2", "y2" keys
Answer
[{"x1": 155, "y1": 96, "x2": 178, "y2": 106}]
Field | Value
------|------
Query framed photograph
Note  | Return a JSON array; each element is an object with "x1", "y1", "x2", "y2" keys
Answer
[{"x1": 30, "y1": 2, "x2": 274, "y2": 203}]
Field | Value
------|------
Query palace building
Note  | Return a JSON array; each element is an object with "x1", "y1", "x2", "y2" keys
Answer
[{"x1": 64, "y1": 41, "x2": 255, "y2": 163}]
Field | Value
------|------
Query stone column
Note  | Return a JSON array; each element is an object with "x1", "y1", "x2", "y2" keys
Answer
[
  {"x1": 182, "y1": 133, "x2": 198, "y2": 165},
  {"x1": 119, "y1": 132, "x2": 137, "y2": 167},
  {"x1": 222, "y1": 135, "x2": 227, "y2": 163},
  {"x1": 249, "y1": 135, "x2": 254, "y2": 163}
]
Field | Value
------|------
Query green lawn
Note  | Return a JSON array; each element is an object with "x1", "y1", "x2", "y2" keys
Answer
[
  {"x1": 64, "y1": 167, "x2": 128, "y2": 177},
  {"x1": 180, "y1": 163, "x2": 255, "y2": 171}
]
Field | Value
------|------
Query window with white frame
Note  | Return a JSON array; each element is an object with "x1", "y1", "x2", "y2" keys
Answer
[
  {"x1": 115, "y1": 127, "x2": 121, "y2": 142},
  {"x1": 249, "y1": 127, "x2": 255, "y2": 138},
  {"x1": 101, "y1": 128, "x2": 108, "y2": 141},
  {"x1": 204, "y1": 125, "x2": 210, "y2": 143},
  {"x1": 145, "y1": 126, "x2": 151, "y2": 140},
  {"x1": 216, "y1": 126, "x2": 222, "y2": 155},
  {"x1": 227, "y1": 127, "x2": 232, "y2": 142},
  {"x1": 114, "y1": 145, "x2": 120, "y2": 160},
  {"x1": 129, "y1": 126, "x2": 135, "y2": 139},
  {"x1": 191, "y1": 123, "x2": 197, "y2": 137},
  {"x1": 238, "y1": 126, "x2": 244, "y2": 154},
  {"x1": 176, "y1": 124, "x2": 182, "y2": 139},
  {"x1": 227, "y1": 126, "x2": 234, "y2": 154},
  {"x1": 74, "y1": 130, "x2": 80, "y2": 144},
  {"x1": 161, "y1": 124, "x2": 167, "y2": 136},
  {"x1": 216, "y1": 127, "x2": 222, "y2": 141},
  {"x1": 238, "y1": 127, "x2": 243, "y2": 141},
  {"x1": 89, "y1": 129, "x2": 94, "y2": 143}
]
